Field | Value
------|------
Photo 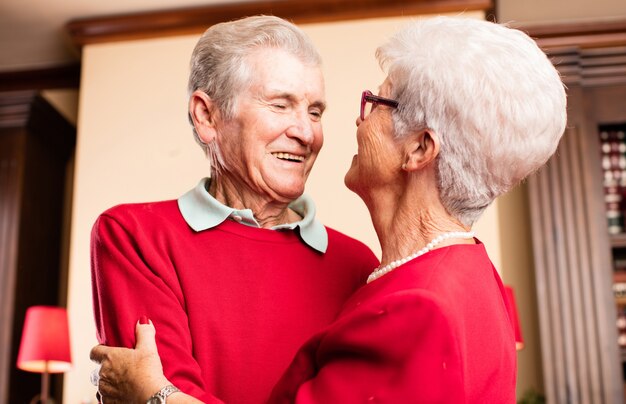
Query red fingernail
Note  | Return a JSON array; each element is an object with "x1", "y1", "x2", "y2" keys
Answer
[{"x1": 139, "y1": 316, "x2": 149, "y2": 325}]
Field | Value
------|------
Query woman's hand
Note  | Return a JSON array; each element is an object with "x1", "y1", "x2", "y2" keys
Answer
[{"x1": 90, "y1": 320, "x2": 170, "y2": 403}]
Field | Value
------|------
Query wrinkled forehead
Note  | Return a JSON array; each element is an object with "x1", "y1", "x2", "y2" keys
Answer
[{"x1": 243, "y1": 48, "x2": 326, "y2": 101}]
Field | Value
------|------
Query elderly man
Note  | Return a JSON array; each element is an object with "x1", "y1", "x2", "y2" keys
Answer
[{"x1": 90, "y1": 15, "x2": 377, "y2": 404}]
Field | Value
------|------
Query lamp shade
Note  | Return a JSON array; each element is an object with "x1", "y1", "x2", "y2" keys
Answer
[
  {"x1": 17, "y1": 306, "x2": 72, "y2": 373},
  {"x1": 504, "y1": 285, "x2": 524, "y2": 350}
]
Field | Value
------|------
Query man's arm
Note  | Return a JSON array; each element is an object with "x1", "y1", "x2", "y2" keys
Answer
[
  {"x1": 91, "y1": 321, "x2": 207, "y2": 404},
  {"x1": 91, "y1": 211, "x2": 218, "y2": 402}
]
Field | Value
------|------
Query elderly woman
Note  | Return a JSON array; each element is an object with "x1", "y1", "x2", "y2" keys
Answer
[{"x1": 91, "y1": 16, "x2": 566, "y2": 403}]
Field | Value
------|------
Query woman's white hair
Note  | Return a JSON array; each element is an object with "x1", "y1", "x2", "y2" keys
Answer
[
  {"x1": 377, "y1": 16, "x2": 567, "y2": 226},
  {"x1": 187, "y1": 15, "x2": 322, "y2": 174}
]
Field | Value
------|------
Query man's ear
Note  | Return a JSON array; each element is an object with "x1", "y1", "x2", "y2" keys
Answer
[
  {"x1": 189, "y1": 90, "x2": 220, "y2": 144},
  {"x1": 402, "y1": 129, "x2": 440, "y2": 171}
]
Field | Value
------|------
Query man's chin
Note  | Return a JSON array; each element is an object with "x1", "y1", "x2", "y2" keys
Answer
[{"x1": 271, "y1": 186, "x2": 306, "y2": 203}]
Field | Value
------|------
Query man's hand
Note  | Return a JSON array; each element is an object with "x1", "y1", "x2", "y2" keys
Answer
[{"x1": 90, "y1": 320, "x2": 170, "y2": 403}]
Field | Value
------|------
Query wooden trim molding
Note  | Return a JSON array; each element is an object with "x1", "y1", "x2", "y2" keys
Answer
[
  {"x1": 66, "y1": 0, "x2": 492, "y2": 47},
  {"x1": 0, "y1": 91, "x2": 37, "y2": 128},
  {"x1": 0, "y1": 64, "x2": 80, "y2": 92},
  {"x1": 513, "y1": 19, "x2": 626, "y2": 87},
  {"x1": 517, "y1": 18, "x2": 626, "y2": 50},
  {"x1": 545, "y1": 46, "x2": 626, "y2": 87}
]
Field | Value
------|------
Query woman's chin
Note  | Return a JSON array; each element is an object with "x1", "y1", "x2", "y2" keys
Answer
[{"x1": 344, "y1": 168, "x2": 359, "y2": 193}]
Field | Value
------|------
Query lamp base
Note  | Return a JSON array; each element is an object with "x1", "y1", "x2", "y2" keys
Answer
[{"x1": 29, "y1": 394, "x2": 56, "y2": 404}]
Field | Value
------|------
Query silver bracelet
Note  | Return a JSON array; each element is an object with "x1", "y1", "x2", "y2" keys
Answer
[{"x1": 146, "y1": 384, "x2": 180, "y2": 404}]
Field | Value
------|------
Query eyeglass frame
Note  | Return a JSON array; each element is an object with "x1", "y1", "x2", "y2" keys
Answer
[{"x1": 360, "y1": 90, "x2": 399, "y2": 121}]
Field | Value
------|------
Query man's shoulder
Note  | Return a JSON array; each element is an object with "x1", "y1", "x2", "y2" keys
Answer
[
  {"x1": 325, "y1": 226, "x2": 367, "y2": 246},
  {"x1": 92, "y1": 199, "x2": 186, "y2": 246},
  {"x1": 324, "y1": 226, "x2": 378, "y2": 263},
  {"x1": 95, "y1": 199, "x2": 180, "y2": 228},
  {"x1": 101, "y1": 199, "x2": 177, "y2": 216}
]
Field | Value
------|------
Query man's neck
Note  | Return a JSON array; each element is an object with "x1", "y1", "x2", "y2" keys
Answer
[{"x1": 208, "y1": 176, "x2": 301, "y2": 228}]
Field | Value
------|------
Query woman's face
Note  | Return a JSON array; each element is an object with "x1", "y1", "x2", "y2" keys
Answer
[{"x1": 344, "y1": 78, "x2": 404, "y2": 198}]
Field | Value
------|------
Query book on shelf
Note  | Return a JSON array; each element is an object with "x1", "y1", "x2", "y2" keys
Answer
[
  {"x1": 613, "y1": 282, "x2": 626, "y2": 304},
  {"x1": 600, "y1": 128, "x2": 626, "y2": 234},
  {"x1": 615, "y1": 270, "x2": 626, "y2": 283}
]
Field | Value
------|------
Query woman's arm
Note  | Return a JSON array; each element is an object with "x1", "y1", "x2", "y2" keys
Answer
[{"x1": 90, "y1": 321, "x2": 204, "y2": 404}]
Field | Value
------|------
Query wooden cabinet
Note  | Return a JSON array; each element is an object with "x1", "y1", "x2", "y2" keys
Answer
[{"x1": 0, "y1": 91, "x2": 75, "y2": 404}]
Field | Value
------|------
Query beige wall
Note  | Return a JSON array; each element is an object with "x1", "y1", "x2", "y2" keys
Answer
[
  {"x1": 64, "y1": 11, "x2": 520, "y2": 403},
  {"x1": 499, "y1": 0, "x2": 626, "y2": 23},
  {"x1": 498, "y1": 184, "x2": 542, "y2": 397}
]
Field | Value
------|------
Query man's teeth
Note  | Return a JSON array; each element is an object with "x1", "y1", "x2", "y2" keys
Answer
[{"x1": 272, "y1": 152, "x2": 304, "y2": 162}]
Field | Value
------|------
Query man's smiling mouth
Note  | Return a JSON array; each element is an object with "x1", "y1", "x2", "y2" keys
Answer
[{"x1": 272, "y1": 152, "x2": 305, "y2": 162}]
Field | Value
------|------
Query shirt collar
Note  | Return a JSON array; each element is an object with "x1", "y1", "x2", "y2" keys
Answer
[{"x1": 178, "y1": 177, "x2": 328, "y2": 253}]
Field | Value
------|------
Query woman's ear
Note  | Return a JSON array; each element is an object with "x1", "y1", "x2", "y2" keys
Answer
[
  {"x1": 402, "y1": 129, "x2": 440, "y2": 171},
  {"x1": 189, "y1": 90, "x2": 220, "y2": 144}
]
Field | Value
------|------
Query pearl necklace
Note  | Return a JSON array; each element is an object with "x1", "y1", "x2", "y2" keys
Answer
[{"x1": 367, "y1": 231, "x2": 475, "y2": 284}]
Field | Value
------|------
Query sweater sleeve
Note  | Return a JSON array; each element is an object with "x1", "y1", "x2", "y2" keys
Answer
[
  {"x1": 90, "y1": 212, "x2": 222, "y2": 403},
  {"x1": 268, "y1": 291, "x2": 465, "y2": 404}
]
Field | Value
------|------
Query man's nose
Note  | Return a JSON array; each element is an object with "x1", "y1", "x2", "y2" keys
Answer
[{"x1": 287, "y1": 111, "x2": 315, "y2": 144}]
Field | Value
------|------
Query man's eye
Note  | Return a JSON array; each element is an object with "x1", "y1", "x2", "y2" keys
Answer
[
  {"x1": 309, "y1": 110, "x2": 322, "y2": 120},
  {"x1": 272, "y1": 104, "x2": 287, "y2": 109}
]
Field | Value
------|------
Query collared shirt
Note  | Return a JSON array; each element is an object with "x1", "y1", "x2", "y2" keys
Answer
[{"x1": 177, "y1": 177, "x2": 328, "y2": 253}]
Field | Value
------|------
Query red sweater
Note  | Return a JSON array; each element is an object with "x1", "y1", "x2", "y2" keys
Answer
[
  {"x1": 269, "y1": 242, "x2": 517, "y2": 404},
  {"x1": 91, "y1": 200, "x2": 378, "y2": 403}
]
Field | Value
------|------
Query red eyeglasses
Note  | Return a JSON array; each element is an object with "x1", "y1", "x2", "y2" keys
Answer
[{"x1": 360, "y1": 90, "x2": 399, "y2": 121}]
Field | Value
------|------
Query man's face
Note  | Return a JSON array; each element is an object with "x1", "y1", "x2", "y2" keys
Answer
[{"x1": 216, "y1": 47, "x2": 325, "y2": 204}]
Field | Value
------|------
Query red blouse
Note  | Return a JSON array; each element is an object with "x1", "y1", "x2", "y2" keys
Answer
[{"x1": 269, "y1": 242, "x2": 517, "y2": 404}]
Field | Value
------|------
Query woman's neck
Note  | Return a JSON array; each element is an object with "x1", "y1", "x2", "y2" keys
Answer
[{"x1": 366, "y1": 183, "x2": 470, "y2": 268}]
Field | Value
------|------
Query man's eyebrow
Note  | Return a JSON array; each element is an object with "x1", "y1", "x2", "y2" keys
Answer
[
  {"x1": 311, "y1": 100, "x2": 327, "y2": 112},
  {"x1": 266, "y1": 91, "x2": 326, "y2": 112}
]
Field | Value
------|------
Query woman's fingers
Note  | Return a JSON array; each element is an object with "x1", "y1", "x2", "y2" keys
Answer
[
  {"x1": 135, "y1": 319, "x2": 158, "y2": 352},
  {"x1": 90, "y1": 344, "x2": 111, "y2": 364},
  {"x1": 89, "y1": 320, "x2": 167, "y2": 403},
  {"x1": 89, "y1": 319, "x2": 164, "y2": 403}
]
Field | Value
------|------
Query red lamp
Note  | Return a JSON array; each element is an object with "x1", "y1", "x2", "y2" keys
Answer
[
  {"x1": 17, "y1": 306, "x2": 72, "y2": 403},
  {"x1": 504, "y1": 285, "x2": 525, "y2": 351}
]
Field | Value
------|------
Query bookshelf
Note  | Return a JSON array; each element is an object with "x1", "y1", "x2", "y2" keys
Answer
[{"x1": 598, "y1": 123, "x2": 626, "y2": 369}]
